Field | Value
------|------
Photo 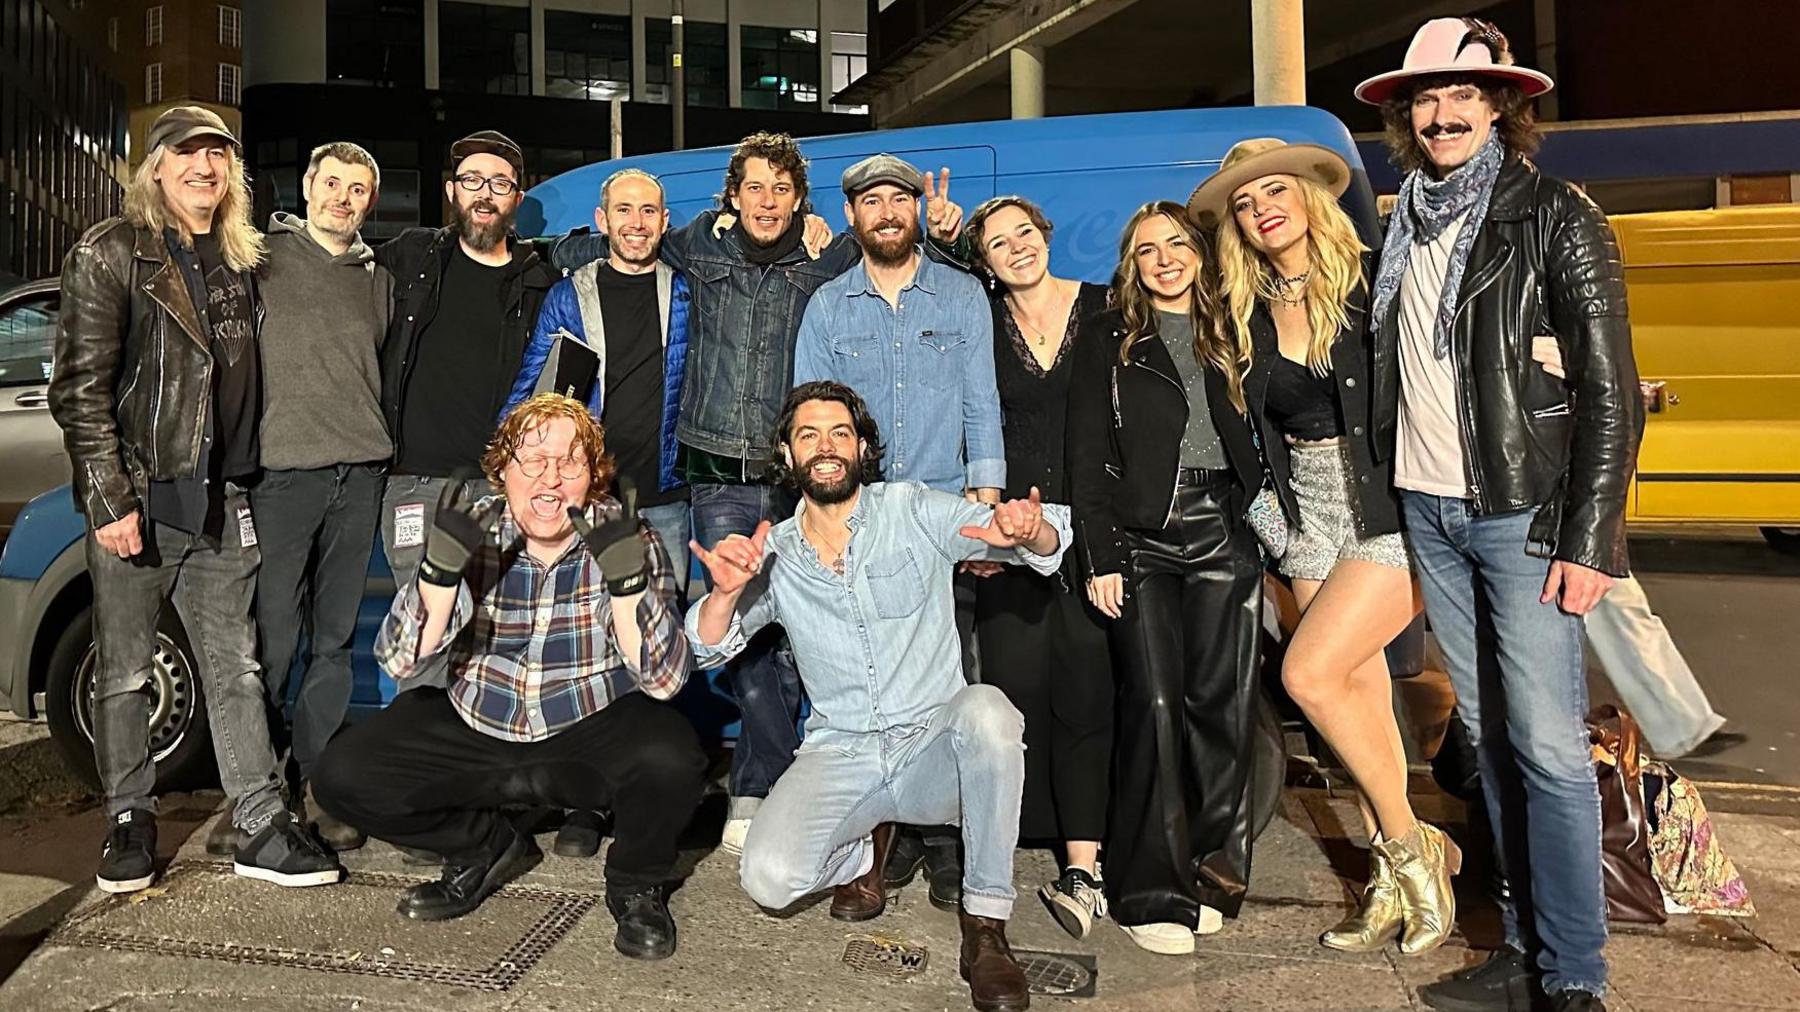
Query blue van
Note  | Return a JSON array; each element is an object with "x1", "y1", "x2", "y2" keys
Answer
[{"x1": 0, "y1": 104, "x2": 1379, "y2": 791}]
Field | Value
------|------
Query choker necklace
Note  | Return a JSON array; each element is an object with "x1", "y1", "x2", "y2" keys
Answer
[{"x1": 1265, "y1": 270, "x2": 1311, "y2": 308}]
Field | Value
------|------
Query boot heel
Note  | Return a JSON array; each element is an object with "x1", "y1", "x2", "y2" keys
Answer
[{"x1": 1443, "y1": 836, "x2": 1464, "y2": 876}]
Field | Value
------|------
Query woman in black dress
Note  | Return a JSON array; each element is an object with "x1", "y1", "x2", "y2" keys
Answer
[{"x1": 961, "y1": 196, "x2": 1115, "y2": 941}]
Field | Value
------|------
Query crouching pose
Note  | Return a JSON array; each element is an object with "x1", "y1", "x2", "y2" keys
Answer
[
  {"x1": 687, "y1": 381, "x2": 1064, "y2": 1012},
  {"x1": 312, "y1": 394, "x2": 705, "y2": 960}
]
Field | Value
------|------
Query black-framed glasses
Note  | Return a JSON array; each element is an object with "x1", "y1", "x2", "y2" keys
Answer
[
  {"x1": 456, "y1": 173, "x2": 519, "y2": 196},
  {"x1": 511, "y1": 453, "x2": 588, "y2": 480}
]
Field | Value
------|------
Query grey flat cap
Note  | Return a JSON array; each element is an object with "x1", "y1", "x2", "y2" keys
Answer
[
  {"x1": 146, "y1": 106, "x2": 239, "y2": 153},
  {"x1": 841, "y1": 153, "x2": 924, "y2": 198}
]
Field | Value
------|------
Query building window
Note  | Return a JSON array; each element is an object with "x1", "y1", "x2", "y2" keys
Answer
[
  {"x1": 146, "y1": 63, "x2": 163, "y2": 103},
  {"x1": 438, "y1": 2, "x2": 531, "y2": 95},
  {"x1": 219, "y1": 5, "x2": 242, "y2": 48},
  {"x1": 146, "y1": 6, "x2": 163, "y2": 46},
  {"x1": 644, "y1": 18, "x2": 728, "y2": 107},
  {"x1": 219, "y1": 63, "x2": 241, "y2": 104},
  {"x1": 741, "y1": 26, "x2": 821, "y2": 111},
  {"x1": 325, "y1": 0, "x2": 425, "y2": 88},
  {"x1": 108, "y1": 17, "x2": 118, "y2": 51},
  {"x1": 830, "y1": 32, "x2": 869, "y2": 113},
  {"x1": 543, "y1": 11, "x2": 630, "y2": 102}
]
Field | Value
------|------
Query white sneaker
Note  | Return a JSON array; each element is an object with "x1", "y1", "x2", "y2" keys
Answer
[
  {"x1": 719, "y1": 817, "x2": 751, "y2": 856},
  {"x1": 1195, "y1": 904, "x2": 1224, "y2": 936},
  {"x1": 1039, "y1": 867, "x2": 1107, "y2": 940},
  {"x1": 1122, "y1": 921, "x2": 1196, "y2": 955}
]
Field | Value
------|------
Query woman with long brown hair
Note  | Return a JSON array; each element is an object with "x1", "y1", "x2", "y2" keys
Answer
[
  {"x1": 1189, "y1": 138, "x2": 1458, "y2": 955},
  {"x1": 1065, "y1": 201, "x2": 1265, "y2": 955}
]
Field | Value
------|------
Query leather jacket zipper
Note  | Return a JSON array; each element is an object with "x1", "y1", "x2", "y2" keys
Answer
[
  {"x1": 1136, "y1": 351, "x2": 1190, "y2": 530},
  {"x1": 1448, "y1": 242, "x2": 1513, "y2": 510}
]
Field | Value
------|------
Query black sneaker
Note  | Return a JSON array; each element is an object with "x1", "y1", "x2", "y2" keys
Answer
[
  {"x1": 233, "y1": 812, "x2": 345, "y2": 888},
  {"x1": 1419, "y1": 948, "x2": 1538, "y2": 1011},
  {"x1": 398, "y1": 825, "x2": 541, "y2": 921},
  {"x1": 1546, "y1": 990, "x2": 1606, "y2": 1012},
  {"x1": 97, "y1": 809, "x2": 157, "y2": 893},
  {"x1": 607, "y1": 883, "x2": 677, "y2": 960}
]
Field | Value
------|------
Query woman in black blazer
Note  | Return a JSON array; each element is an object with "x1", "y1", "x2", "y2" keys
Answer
[{"x1": 1065, "y1": 200, "x2": 1265, "y2": 955}]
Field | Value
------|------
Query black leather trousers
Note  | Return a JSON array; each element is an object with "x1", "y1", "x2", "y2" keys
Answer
[{"x1": 1105, "y1": 477, "x2": 1264, "y2": 927}]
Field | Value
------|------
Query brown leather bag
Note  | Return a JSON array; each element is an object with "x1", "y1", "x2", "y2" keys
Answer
[{"x1": 1589, "y1": 704, "x2": 1667, "y2": 923}]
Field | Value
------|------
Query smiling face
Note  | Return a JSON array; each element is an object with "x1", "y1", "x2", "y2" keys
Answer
[
  {"x1": 1410, "y1": 81, "x2": 1499, "y2": 176},
  {"x1": 155, "y1": 138, "x2": 232, "y2": 231},
  {"x1": 502, "y1": 416, "x2": 593, "y2": 550},
  {"x1": 729, "y1": 157, "x2": 800, "y2": 246},
  {"x1": 305, "y1": 155, "x2": 376, "y2": 243},
  {"x1": 977, "y1": 204, "x2": 1050, "y2": 289},
  {"x1": 446, "y1": 152, "x2": 521, "y2": 252},
  {"x1": 597, "y1": 174, "x2": 667, "y2": 268},
  {"x1": 1131, "y1": 213, "x2": 1201, "y2": 310},
  {"x1": 847, "y1": 183, "x2": 921, "y2": 268},
  {"x1": 1229, "y1": 173, "x2": 1311, "y2": 260},
  {"x1": 782, "y1": 398, "x2": 866, "y2": 506}
]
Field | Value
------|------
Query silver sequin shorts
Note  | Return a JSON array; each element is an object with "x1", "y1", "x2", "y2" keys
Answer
[{"x1": 1278, "y1": 441, "x2": 1412, "y2": 582}]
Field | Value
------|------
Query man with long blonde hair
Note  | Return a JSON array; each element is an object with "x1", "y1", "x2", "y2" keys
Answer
[{"x1": 49, "y1": 106, "x2": 341, "y2": 895}]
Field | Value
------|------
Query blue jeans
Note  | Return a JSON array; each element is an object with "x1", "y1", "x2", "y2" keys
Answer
[
  {"x1": 739, "y1": 684, "x2": 1025, "y2": 919},
  {"x1": 1584, "y1": 575, "x2": 1724, "y2": 756},
  {"x1": 1402, "y1": 492, "x2": 1607, "y2": 996},
  {"x1": 639, "y1": 499, "x2": 692, "y2": 603},
  {"x1": 690, "y1": 481, "x2": 803, "y2": 812}
]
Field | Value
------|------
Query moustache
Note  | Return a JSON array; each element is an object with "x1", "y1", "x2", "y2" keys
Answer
[
  {"x1": 1420, "y1": 122, "x2": 1472, "y2": 139},
  {"x1": 471, "y1": 200, "x2": 499, "y2": 214}
]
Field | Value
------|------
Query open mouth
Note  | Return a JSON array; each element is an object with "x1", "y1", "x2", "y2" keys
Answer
[
  {"x1": 1008, "y1": 252, "x2": 1038, "y2": 270},
  {"x1": 1257, "y1": 215, "x2": 1287, "y2": 235},
  {"x1": 751, "y1": 214, "x2": 782, "y2": 231},
  {"x1": 810, "y1": 459, "x2": 846, "y2": 479},
  {"x1": 1153, "y1": 266, "x2": 1186, "y2": 285},
  {"x1": 527, "y1": 492, "x2": 565, "y2": 520}
]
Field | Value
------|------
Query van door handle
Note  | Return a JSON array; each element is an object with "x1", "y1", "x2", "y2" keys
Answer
[
  {"x1": 1639, "y1": 381, "x2": 1678, "y2": 413},
  {"x1": 14, "y1": 391, "x2": 48, "y2": 408}
]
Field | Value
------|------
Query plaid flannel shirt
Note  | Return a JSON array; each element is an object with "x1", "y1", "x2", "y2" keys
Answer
[{"x1": 375, "y1": 496, "x2": 691, "y2": 742}]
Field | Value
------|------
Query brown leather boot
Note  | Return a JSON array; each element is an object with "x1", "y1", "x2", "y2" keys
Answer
[
  {"x1": 958, "y1": 910, "x2": 1030, "y2": 1012},
  {"x1": 830, "y1": 823, "x2": 897, "y2": 921}
]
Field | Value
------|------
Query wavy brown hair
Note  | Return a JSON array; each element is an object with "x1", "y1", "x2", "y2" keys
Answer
[
  {"x1": 125, "y1": 144, "x2": 265, "y2": 272},
  {"x1": 770, "y1": 380, "x2": 886, "y2": 490},
  {"x1": 1379, "y1": 73, "x2": 1542, "y2": 175},
  {"x1": 722, "y1": 131, "x2": 811, "y2": 213},
  {"x1": 481, "y1": 393, "x2": 617, "y2": 504},
  {"x1": 1113, "y1": 202, "x2": 1244, "y2": 412}
]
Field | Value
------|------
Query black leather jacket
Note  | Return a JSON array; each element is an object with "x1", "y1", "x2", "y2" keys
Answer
[
  {"x1": 1371, "y1": 157, "x2": 1643, "y2": 576},
  {"x1": 1066, "y1": 308, "x2": 1261, "y2": 581},
  {"x1": 49, "y1": 218, "x2": 264, "y2": 527}
]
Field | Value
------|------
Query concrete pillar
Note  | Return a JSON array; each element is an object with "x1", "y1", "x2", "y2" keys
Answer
[
  {"x1": 817, "y1": 0, "x2": 832, "y2": 111},
  {"x1": 726, "y1": 2, "x2": 743, "y2": 108},
  {"x1": 1009, "y1": 44, "x2": 1044, "y2": 119},
  {"x1": 529, "y1": 0, "x2": 547, "y2": 97},
  {"x1": 630, "y1": 0, "x2": 648, "y2": 102},
  {"x1": 424, "y1": 0, "x2": 440, "y2": 89},
  {"x1": 1250, "y1": 0, "x2": 1305, "y2": 106},
  {"x1": 1532, "y1": 0, "x2": 1560, "y2": 120}
]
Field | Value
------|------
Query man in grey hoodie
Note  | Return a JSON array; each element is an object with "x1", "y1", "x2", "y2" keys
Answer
[{"x1": 242, "y1": 142, "x2": 394, "y2": 854}]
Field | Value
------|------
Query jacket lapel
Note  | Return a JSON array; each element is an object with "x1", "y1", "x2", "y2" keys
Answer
[{"x1": 135, "y1": 228, "x2": 208, "y2": 352}]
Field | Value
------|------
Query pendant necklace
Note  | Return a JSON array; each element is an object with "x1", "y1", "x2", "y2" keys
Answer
[{"x1": 1266, "y1": 270, "x2": 1311, "y2": 309}]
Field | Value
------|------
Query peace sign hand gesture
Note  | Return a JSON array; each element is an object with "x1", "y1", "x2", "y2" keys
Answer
[
  {"x1": 690, "y1": 520, "x2": 773, "y2": 597},
  {"x1": 923, "y1": 167, "x2": 964, "y2": 242}
]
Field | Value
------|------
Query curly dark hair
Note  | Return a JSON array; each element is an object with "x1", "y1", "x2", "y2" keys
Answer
[
  {"x1": 721, "y1": 131, "x2": 811, "y2": 213},
  {"x1": 769, "y1": 381, "x2": 886, "y2": 490},
  {"x1": 1378, "y1": 73, "x2": 1543, "y2": 175}
]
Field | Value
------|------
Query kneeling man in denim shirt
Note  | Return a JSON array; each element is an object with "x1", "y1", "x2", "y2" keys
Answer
[{"x1": 687, "y1": 380, "x2": 1065, "y2": 1012}]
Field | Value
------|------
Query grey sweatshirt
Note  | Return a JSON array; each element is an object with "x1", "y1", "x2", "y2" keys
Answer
[{"x1": 257, "y1": 212, "x2": 394, "y2": 470}]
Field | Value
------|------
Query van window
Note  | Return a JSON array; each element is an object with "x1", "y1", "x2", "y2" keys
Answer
[{"x1": 0, "y1": 293, "x2": 58, "y2": 388}]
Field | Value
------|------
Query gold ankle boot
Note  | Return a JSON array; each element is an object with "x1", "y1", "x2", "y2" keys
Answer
[
  {"x1": 1374, "y1": 822, "x2": 1463, "y2": 955},
  {"x1": 1320, "y1": 846, "x2": 1402, "y2": 952}
]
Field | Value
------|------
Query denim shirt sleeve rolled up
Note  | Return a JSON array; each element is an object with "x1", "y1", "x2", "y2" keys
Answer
[{"x1": 683, "y1": 482, "x2": 1066, "y2": 738}]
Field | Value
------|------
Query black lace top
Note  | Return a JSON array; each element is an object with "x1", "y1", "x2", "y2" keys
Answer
[
  {"x1": 1262, "y1": 352, "x2": 1343, "y2": 441},
  {"x1": 991, "y1": 282, "x2": 1111, "y2": 503}
]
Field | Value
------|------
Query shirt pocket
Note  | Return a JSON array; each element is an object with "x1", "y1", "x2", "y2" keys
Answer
[
  {"x1": 916, "y1": 330, "x2": 967, "y2": 391},
  {"x1": 688, "y1": 260, "x2": 732, "y2": 321},
  {"x1": 827, "y1": 333, "x2": 885, "y2": 388},
  {"x1": 865, "y1": 548, "x2": 926, "y2": 619}
]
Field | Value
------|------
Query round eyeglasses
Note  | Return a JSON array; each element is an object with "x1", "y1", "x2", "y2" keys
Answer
[{"x1": 512, "y1": 454, "x2": 588, "y2": 480}]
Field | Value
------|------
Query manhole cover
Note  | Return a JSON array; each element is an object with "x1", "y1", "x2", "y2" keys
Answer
[
  {"x1": 842, "y1": 934, "x2": 929, "y2": 980},
  {"x1": 1014, "y1": 949, "x2": 1098, "y2": 998},
  {"x1": 48, "y1": 861, "x2": 595, "y2": 992}
]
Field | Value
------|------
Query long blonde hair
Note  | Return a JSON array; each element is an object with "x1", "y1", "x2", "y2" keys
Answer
[
  {"x1": 1113, "y1": 201, "x2": 1248, "y2": 413},
  {"x1": 124, "y1": 145, "x2": 266, "y2": 272},
  {"x1": 1215, "y1": 174, "x2": 1365, "y2": 378}
]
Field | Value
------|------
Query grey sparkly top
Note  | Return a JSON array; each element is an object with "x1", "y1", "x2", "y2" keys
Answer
[{"x1": 1157, "y1": 310, "x2": 1228, "y2": 469}]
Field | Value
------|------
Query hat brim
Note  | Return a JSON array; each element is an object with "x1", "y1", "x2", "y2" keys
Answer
[
  {"x1": 1186, "y1": 143, "x2": 1352, "y2": 232},
  {"x1": 155, "y1": 124, "x2": 241, "y2": 151},
  {"x1": 1353, "y1": 64, "x2": 1554, "y2": 105}
]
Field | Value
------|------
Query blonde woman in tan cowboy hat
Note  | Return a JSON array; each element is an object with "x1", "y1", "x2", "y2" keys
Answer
[{"x1": 1191, "y1": 138, "x2": 1459, "y2": 957}]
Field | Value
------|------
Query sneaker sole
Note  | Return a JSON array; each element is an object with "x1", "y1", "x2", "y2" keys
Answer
[
  {"x1": 232, "y1": 863, "x2": 344, "y2": 888},
  {"x1": 1038, "y1": 886, "x2": 1093, "y2": 940},
  {"x1": 1416, "y1": 980, "x2": 1537, "y2": 1012},
  {"x1": 1120, "y1": 925, "x2": 1196, "y2": 956},
  {"x1": 96, "y1": 872, "x2": 154, "y2": 894}
]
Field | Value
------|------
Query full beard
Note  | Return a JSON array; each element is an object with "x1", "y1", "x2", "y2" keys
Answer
[
  {"x1": 453, "y1": 198, "x2": 516, "y2": 253},
  {"x1": 797, "y1": 454, "x2": 862, "y2": 505},
  {"x1": 858, "y1": 218, "x2": 920, "y2": 268}
]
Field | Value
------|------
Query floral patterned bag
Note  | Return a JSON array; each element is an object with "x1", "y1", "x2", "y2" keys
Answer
[{"x1": 1641, "y1": 759, "x2": 1755, "y2": 917}]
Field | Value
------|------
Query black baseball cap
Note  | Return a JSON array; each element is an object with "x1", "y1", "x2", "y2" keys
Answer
[{"x1": 450, "y1": 130, "x2": 525, "y2": 180}]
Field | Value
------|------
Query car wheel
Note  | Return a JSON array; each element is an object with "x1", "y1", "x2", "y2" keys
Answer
[
  {"x1": 1762, "y1": 527, "x2": 1800, "y2": 556},
  {"x1": 44, "y1": 605, "x2": 216, "y2": 793}
]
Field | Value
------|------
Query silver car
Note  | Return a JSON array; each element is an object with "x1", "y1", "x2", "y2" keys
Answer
[{"x1": 0, "y1": 278, "x2": 67, "y2": 542}]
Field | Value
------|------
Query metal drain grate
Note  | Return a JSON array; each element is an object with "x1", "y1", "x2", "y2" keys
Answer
[
  {"x1": 842, "y1": 934, "x2": 930, "y2": 980},
  {"x1": 49, "y1": 861, "x2": 596, "y2": 992},
  {"x1": 1013, "y1": 949, "x2": 1098, "y2": 998}
]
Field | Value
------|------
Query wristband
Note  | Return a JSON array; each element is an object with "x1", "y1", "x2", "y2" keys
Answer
[
  {"x1": 418, "y1": 558, "x2": 462, "y2": 588},
  {"x1": 607, "y1": 571, "x2": 650, "y2": 597}
]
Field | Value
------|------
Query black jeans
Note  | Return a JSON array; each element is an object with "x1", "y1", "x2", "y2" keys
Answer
[
  {"x1": 974, "y1": 567, "x2": 1113, "y2": 843},
  {"x1": 1105, "y1": 476, "x2": 1263, "y2": 927},
  {"x1": 312, "y1": 690, "x2": 706, "y2": 889},
  {"x1": 251, "y1": 464, "x2": 383, "y2": 780}
]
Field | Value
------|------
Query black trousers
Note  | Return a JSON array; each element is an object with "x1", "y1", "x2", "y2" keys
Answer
[
  {"x1": 312, "y1": 689, "x2": 706, "y2": 890},
  {"x1": 975, "y1": 567, "x2": 1113, "y2": 843},
  {"x1": 1106, "y1": 479, "x2": 1264, "y2": 927}
]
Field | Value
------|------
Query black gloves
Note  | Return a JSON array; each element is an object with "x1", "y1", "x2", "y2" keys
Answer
[
  {"x1": 418, "y1": 479, "x2": 502, "y2": 588},
  {"x1": 568, "y1": 479, "x2": 650, "y2": 597}
]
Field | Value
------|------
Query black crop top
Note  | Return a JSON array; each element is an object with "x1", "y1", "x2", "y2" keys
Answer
[{"x1": 1263, "y1": 354, "x2": 1343, "y2": 441}]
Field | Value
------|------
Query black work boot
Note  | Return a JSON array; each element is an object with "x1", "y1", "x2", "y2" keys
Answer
[
  {"x1": 397, "y1": 826, "x2": 541, "y2": 921},
  {"x1": 607, "y1": 883, "x2": 677, "y2": 960},
  {"x1": 923, "y1": 834, "x2": 963, "y2": 912},
  {"x1": 553, "y1": 810, "x2": 606, "y2": 858}
]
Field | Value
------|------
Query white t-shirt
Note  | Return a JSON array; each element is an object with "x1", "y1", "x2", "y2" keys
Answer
[{"x1": 1394, "y1": 212, "x2": 1472, "y2": 498}]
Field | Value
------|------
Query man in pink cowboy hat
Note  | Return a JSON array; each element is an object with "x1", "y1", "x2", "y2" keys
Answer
[{"x1": 1356, "y1": 17, "x2": 1642, "y2": 1012}]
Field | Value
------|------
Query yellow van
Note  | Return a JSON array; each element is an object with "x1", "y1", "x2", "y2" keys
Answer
[{"x1": 1611, "y1": 204, "x2": 1800, "y2": 553}]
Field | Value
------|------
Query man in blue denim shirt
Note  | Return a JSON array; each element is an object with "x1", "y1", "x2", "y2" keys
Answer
[{"x1": 686, "y1": 382, "x2": 1063, "y2": 1012}]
